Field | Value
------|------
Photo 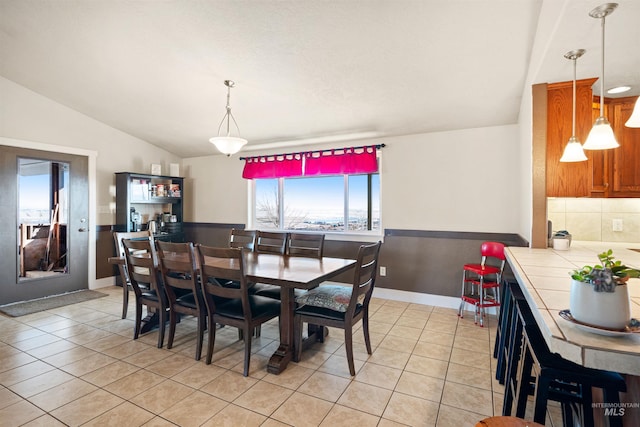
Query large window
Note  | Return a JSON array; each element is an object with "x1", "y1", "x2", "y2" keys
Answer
[{"x1": 253, "y1": 173, "x2": 380, "y2": 233}]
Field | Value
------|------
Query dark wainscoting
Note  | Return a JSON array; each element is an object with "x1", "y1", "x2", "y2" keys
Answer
[{"x1": 96, "y1": 223, "x2": 528, "y2": 298}]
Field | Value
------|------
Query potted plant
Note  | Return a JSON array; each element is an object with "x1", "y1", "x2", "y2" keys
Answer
[{"x1": 569, "y1": 249, "x2": 640, "y2": 329}]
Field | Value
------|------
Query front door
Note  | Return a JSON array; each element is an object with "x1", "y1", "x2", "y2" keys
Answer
[{"x1": 0, "y1": 146, "x2": 89, "y2": 305}]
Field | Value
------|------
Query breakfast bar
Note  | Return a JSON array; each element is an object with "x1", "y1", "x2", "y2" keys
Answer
[{"x1": 505, "y1": 242, "x2": 640, "y2": 425}]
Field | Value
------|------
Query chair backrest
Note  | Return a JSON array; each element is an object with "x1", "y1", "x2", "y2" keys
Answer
[
  {"x1": 122, "y1": 237, "x2": 162, "y2": 299},
  {"x1": 255, "y1": 231, "x2": 288, "y2": 255},
  {"x1": 287, "y1": 233, "x2": 325, "y2": 258},
  {"x1": 229, "y1": 229, "x2": 256, "y2": 251},
  {"x1": 347, "y1": 241, "x2": 382, "y2": 312},
  {"x1": 480, "y1": 241, "x2": 506, "y2": 273},
  {"x1": 197, "y1": 245, "x2": 251, "y2": 315},
  {"x1": 113, "y1": 230, "x2": 153, "y2": 283},
  {"x1": 156, "y1": 241, "x2": 201, "y2": 304}
]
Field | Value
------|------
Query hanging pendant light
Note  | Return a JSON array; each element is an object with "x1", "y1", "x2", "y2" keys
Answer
[
  {"x1": 209, "y1": 80, "x2": 248, "y2": 156},
  {"x1": 583, "y1": 3, "x2": 619, "y2": 150},
  {"x1": 626, "y1": 96, "x2": 640, "y2": 127},
  {"x1": 560, "y1": 49, "x2": 588, "y2": 162}
]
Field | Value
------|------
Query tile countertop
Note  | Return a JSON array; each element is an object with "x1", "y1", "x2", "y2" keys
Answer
[{"x1": 506, "y1": 242, "x2": 640, "y2": 376}]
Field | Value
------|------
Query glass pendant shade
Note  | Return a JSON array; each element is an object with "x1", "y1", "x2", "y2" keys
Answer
[
  {"x1": 209, "y1": 136, "x2": 247, "y2": 156},
  {"x1": 560, "y1": 137, "x2": 589, "y2": 162},
  {"x1": 209, "y1": 80, "x2": 248, "y2": 156},
  {"x1": 583, "y1": 116, "x2": 619, "y2": 149},
  {"x1": 626, "y1": 97, "x2": 640, "y2": 127}
]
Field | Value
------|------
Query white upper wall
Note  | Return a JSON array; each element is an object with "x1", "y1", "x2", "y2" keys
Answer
[
  {"x1": 0, "y1": 76, "x2": 180, "y2": 225},
  {"x1": 183, "y1": 125, "x2": 521, "y2": 234}
]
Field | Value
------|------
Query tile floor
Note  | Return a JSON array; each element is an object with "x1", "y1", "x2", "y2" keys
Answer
[{"x1": 0, "y1": 286, "x2": 554, "y2": 426}]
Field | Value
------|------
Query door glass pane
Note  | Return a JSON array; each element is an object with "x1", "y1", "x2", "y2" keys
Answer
[
  {"x1": 18, "y1": 158, "x2": 70, "y2": 280},
  {"x1": 284, "y1": 176, "x2": 345, "y2": 231}
]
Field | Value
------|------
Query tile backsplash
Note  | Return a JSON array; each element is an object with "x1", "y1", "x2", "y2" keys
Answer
[{"x1": 548, "y1": 198, "x2": 640, "y2": 243}]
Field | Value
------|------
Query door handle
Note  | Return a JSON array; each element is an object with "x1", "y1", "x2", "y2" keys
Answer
[{"x1": 78, "y1": 228, "x2": 87, "y2": 232}]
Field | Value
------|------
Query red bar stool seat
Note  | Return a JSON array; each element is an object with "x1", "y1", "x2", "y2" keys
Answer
[{"x1": 458, "y1": 241, "x2": 506, "y2": 327}]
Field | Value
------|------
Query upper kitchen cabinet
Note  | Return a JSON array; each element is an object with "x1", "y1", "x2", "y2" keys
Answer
[
  {"x1": 546, "y1": 81, "x2": 640, "y2": 198},
  {"x1": 546, "y1": 78, "x2": 596, "y2": 197}
]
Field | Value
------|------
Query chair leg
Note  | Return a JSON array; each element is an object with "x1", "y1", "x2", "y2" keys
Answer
[
  {"x1": 205, "y1": 315, "x2": 216, "y2": 365},
  {"x1": 195, "y1": 314, "x2": 205, "y2": 361},
  {"x1": 122, "y1": 283, "x2": 129, "y2": 319},
  {"x1": 362, "y1": 312, "x2": 372, "y2": 355},
  {"x1": 293, "y1": 315, "x2": 303, "y2": 363},
  {"x1": 242, "y1": 327, "x2": 252, "y2": 377},
  {"x1": 134, "y1": 301, "x2": 143, "y2": 339},
  {"x1": 344, "y1": 326, "x2": 356, "y2": 376},
  {"x1": 167, "y1": 308, "x2": 177, "y2": 349},
  {"x1": 157, "y1": 306, "x2": 166, "y2": 349}
]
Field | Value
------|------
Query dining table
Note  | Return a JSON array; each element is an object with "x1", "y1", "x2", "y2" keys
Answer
[
  {"x1": 505, "y1": 242, "x2": 640, "y2": 427},
  {"x1": 243, "y1": 251, "x2": 356, "y2": 374}
]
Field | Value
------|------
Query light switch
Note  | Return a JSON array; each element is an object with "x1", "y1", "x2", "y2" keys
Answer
[{"x1": 612, "y1": 219, "x2": 623, "y2": 232}]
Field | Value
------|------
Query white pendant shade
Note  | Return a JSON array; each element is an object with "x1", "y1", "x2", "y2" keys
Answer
[
  {"x1": 560, "y1": 137, "x2": 588, "y2": 162},
  {"x1": 583, "y1": 116, "x2": 619, "y2": 149},
  {"x1": 626, "y1": 97, "x2": 640, "y2": 127},
  {"x1": 209, "y1": 136, "x2": 248, "y2": 156}
]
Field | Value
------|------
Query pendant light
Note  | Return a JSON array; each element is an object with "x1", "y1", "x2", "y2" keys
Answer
[
  {"x1": 560, "y1": 49, "x2": 588, "y2": 162},
  {"x1": 209, "y1": 80, "x2": 248, "y2": 156},
  {"x1": 583, "y1": 3, "x2": 619, "y2": 150},
  {"x1": 626, "y1": 96, "x2": 640, "y2": 127}
]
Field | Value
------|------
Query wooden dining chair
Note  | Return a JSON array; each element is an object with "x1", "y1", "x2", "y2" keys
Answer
[
  {"x1": 197, "y1": 245, "x2": 281, "y2": 376},
  {"x1": 287, "y1": 232, "x2": 325, "y2": 258},
  {"x1": 255, "y1": 231, "x2": 288, "y2": 254},
  {"x1": 112, "y1": 230, "x2": 153, "y2": 319},
  {"x1": 156, "y1": 240, "x2": 207, "y2": 361},
  {"x1": 229, "y1": 229, "x2": 256, "y2": 251},
  {"x1": 122, "y1": 237, "x2": 167, "y2": 348},
  {"x1": 293, "y1": 241, "x2": 382, "y2": 376}
]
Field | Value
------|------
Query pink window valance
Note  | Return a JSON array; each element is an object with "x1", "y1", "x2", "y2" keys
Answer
[
  {"x1": 242, "y1": 154, "x2": 303, "y2": 179},
  {"x1": 242, "y1": 145, "x2": 380, "y2": 179}
]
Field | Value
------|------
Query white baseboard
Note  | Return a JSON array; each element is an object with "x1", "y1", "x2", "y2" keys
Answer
[
  {"x1": 372, "y1": 287, "x2": 460, "y2": 309},
  {"x1": 91, "y1": 277, "x2": 116, "y2": 290}
]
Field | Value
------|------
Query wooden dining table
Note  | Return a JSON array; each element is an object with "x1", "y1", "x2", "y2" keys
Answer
[{"x1": 243, "y1": 251, "x2": 356, "y2": 374}]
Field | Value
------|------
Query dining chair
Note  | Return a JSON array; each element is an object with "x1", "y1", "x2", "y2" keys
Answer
[
  {"x1": 287, "y1": 232, "x2": 325, "y2": 258},
  {"x1": 122, "y1": 237, "x2": 167, "y2": 348},
  {"x1": 196, "y1": 245, "x2": 281, "y2": 376},
  {"x1": 255, "y1": 230, "x2": 288, "y2": 255},
  {"x1": 293, "y1": 241, "x2": 382, "y2": 376},
  {"x1": 112, "y1": 230, "x2": 153, "y2": 319},
  {"x1": 457, "y1": 241, "x2": 506, "y2": 327},
  {"x1": 229, "y1": 228, "x2": 256, "y2": 251},
  {"x1": 156, "y1": 240, "x2": 207, "y2": 361}
]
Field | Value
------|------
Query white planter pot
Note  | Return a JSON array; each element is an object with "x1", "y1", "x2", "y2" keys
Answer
[{"x1": 569, "y1": 279, "x2": 631, "y2": 329}]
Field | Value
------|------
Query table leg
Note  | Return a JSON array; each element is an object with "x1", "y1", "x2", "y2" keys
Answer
[{"x1": 268, "y1": 287, "x2": 295, "y2": 374}]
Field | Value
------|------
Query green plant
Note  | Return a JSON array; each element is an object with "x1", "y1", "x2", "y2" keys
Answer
[{"x1": 571, "y1": 249, "x2": 640, "y2": 292}]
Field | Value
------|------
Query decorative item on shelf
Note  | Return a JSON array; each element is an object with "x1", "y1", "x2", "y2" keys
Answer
[
  {"x1": 209, "y1": 80, "x2": 248, "y2": 156},
  {"x1": 169, "y1": 163, "x2": 180, "y2": 177},
  {"x1": 559, "y1": 49, "x2": 588, "y2": 162},
  {"x1": 169, "y1": 184, "x2": 180, "y2": 197},
  {"x1": 151, "y1": 163, "x2": 162, "y2": 175},
  {"x1": 552, "y1": 230, "x2": 572, "y2": 250},
  {"x1": 583, "y1": 3, "x2": 619, "y2": 150},
  {"x1": 568, "y1": 249, "x2": 640, "y2": 329},
  {"x1": 155, "y1": 184, "x2": 165, "y2": 197}
]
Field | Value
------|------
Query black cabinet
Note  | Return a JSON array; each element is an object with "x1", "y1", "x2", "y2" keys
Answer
[{"x1": 115, "y1": 172, "x2": 184, "y2": 242}]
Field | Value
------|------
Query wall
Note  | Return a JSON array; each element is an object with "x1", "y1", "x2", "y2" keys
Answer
[{"x1": 548, "y1": 198, "x2": 640, "y2": 243}]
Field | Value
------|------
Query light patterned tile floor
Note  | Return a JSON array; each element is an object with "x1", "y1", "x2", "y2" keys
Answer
[{"x1": 0, "y1": 286, "x2": 551, "y2": 426}]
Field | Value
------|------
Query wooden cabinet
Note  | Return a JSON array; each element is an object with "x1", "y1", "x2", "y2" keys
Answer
[
  {"x1": 546, "y1": 78, "x2": 596, "y2": 197},
  {"x1": 546, "y1": 81, "x2": 640, "y2": 198},
  {"x1": 115, "y1": 172, "x2": 184, "y2": 241}
]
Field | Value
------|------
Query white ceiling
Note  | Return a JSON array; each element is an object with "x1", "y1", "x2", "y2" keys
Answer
[{"x1": 1, "y1": 0, "x2": 638, "y2": 158}]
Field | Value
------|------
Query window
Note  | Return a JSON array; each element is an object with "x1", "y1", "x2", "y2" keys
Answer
[{"x1": 253, "y1": 173, "x2": 380, "y2": 233}]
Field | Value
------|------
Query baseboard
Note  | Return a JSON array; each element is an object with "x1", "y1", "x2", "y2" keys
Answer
[
  {"x1": 372, "y1": 287, "x2": 460, "y2": 309},
  {"x1": 91, "y1": 276, "x2": 116, "y2": 290}
]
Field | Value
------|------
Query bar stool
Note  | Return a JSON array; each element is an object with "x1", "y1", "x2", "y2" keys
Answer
[
  {"x1": 458, "y1": 241, "x2": 506, "y2": 326},
  {"x1": 503, "y1": 294, "x2": 626, "y2": 427}
]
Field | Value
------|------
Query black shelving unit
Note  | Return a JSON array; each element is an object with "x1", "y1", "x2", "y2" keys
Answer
[{"x1": 115, "y1": 172, "x2": 184, "y2": 242}]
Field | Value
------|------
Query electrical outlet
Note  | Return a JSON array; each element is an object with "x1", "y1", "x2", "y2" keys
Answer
[
  {"x1": 379, "y1": 266, "x2": 387, "y2": 276},
  {"x1": 612, "y1": 219, "x2": 624, "y2": 232}
]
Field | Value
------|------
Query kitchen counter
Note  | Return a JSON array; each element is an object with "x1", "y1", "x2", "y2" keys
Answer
[{"x1": 506, "y1": 242, "x2": 640, "y2": 375}]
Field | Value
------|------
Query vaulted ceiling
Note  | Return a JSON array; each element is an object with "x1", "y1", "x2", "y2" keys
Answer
[{"x1": 1, "y1": 0, "x2": 638, "y2": 157}]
